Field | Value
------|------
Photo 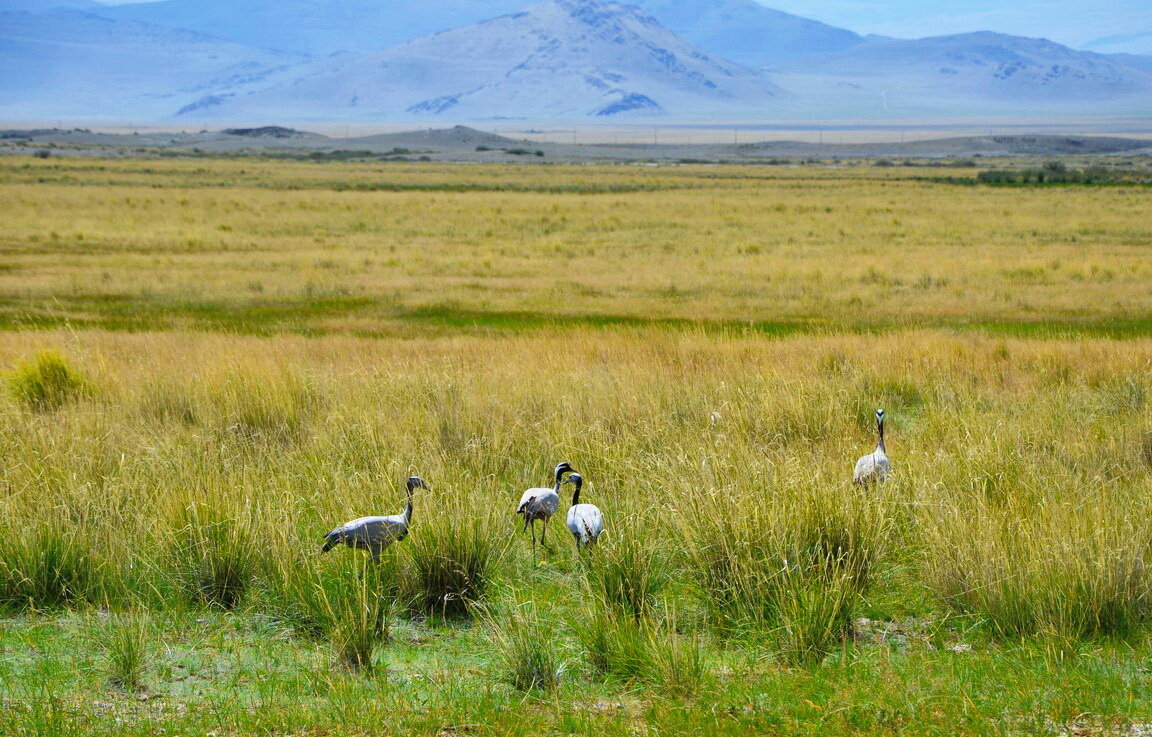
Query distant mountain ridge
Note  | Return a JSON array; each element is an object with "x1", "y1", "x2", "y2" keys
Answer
[
  {"x1": 2, "y1": 0, "x2": 1151, "y2": 121},
  {"x1": 633, "y1": 0, "x2": 861, "y2": 65},
  {"x1": 0, "y1": 8, "x2": 307, "y2": 119},
  {"x1": 101, "y1": 0, "x2": 522, "y2": 55},
  {"x1": 96, "y1": 0, "x2": 861, "y2": 66},
  {"x1": 767, "y1": 30, "x2": 1152, "y2": 117},
  {"x1": 180, "y1": 0, "x2": 781, "y2": 120},
  {"x1": 1084, "y1": 28, "x2": 1152, "y2": 56}
]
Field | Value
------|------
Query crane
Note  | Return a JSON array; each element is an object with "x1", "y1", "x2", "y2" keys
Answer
[
  {"x1": 516, "y1": 461, "x2": 574, "y2": 556},
  {"x1": 321, "y1": 476, "x2": 428, "y2": 562},
  {"x1": 564, "y1": 473, "x2": 603, "y2": 550},
  {"x1": 854, "y1": 409, "x2": 892, "y2": 485}
]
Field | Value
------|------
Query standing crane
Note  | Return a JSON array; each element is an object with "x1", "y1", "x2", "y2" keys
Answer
[
  {"x1": 321, "y1": 476, "x2": 428, "y2": 562},
  {"x1": 516, "y1": 462, "x2": 574, "y2": 556},
  {"x1": 564, "y1": 473, "x2": 603, "y2": 550},
  {"x1": 853, "y1": 409, "x2": 892, "y2": 485}
]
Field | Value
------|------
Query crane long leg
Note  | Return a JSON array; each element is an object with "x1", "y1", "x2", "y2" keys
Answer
[{"x1": 542, "y1": 518, "x2": 556, "y2": 553}]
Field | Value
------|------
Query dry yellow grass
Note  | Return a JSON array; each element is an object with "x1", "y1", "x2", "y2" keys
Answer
[{"x1": 1, "y1": 156, "x2": 1150, "y2": 333}]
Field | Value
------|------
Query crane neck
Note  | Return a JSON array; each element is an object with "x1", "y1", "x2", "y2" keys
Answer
[
  {"x1": 571, "y1": 482, "x2": 582, "y2": 506},
  {"x1": 877, "y1": 416, "x2": 886, "y2": 453}
]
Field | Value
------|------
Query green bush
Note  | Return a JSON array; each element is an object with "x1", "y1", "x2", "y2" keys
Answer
[
  {"x1": 573, "y1": 603, "x2": 710, "y2": 694},
  {"x1": 584, "y1": 534, "x2": 671, "y2": 621},
  {"x1": 8, "y1": 351, "x2": 92, "y2": 411}
]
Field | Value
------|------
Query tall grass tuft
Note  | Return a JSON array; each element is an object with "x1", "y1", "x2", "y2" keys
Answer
[
  {"x1": 0, "y1": 528, "x2": 103, "y2": 611},
  {"x1": 7, "y1": 350, "x2": 92, "y2": 411},
  {"x1": 207, "y1": 368, "x2": 322, "y2": 444},
  {"x1": 583, "y1": 534, "x2": 671, "y2": 621},
  {"x1": 260, "y1": 540, "x2": 395, "y2": 673},
  {"x1": 331, "y1": 566, "x2": 393, "y2": 674},
  {"x1": 263, "y1": 549, "x2": 397, "y2": 640},
  {"x1": 921, "y1": 494, "x2": 1152, "y2": 639},
  {"x1": 647, "y1": 626, "x2": 711, "y2": 699},
  {"x1": 489, "y1": 603, "x2": 565, "y2": 691},
  {"x1": 773, "y1": 569, "x2": 858, "y2": 665},
  {"x1": 573, "y1": 603, "x2": 652, "y2": 680},
  {"x1": 402, "y1": 514, "x2": 502, "y2": 618},
  {"x1": 96, "y1": 614, "x2": 150, "y2": 692},
  {"x1": 682, "y1": 482, "x2": 882, "y2": 655},
  {"x1": 170, "y1": 508, "x2": 257, "y2": 611},
  {"x1": 573, "y1": 603, "x2": 710, "y2": 694}
]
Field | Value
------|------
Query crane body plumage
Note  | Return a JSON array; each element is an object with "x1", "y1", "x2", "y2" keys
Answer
[
  {"x1": 563, "y1": 473, "x2": 603, "y2": 549},
  {"x1": 854, "y1": 410, "x2": 891, "y2": 485},
  {"x1": 517, "y1": 462, "x2": 574, "y2": 555},
  {"x1": 322, "y1": 476, "x2": 427, "y2": 562}
]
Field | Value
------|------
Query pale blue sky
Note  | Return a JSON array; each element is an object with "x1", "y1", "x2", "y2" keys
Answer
[{"x1": 87, "y1": 0, "x2": 1152, "y2": 48}]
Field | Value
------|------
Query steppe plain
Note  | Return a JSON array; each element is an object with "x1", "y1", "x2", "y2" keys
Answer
[{"x1": 1, "y1": 134, "x2": 1151, "y2": 735}]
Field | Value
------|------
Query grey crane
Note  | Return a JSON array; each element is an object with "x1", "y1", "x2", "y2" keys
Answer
[
  {"x1": 516, "y1": 461, "x2": 574, "y2": 556},
  {"x1": 853, "y1": 409, "x2": 892, "y2": 485},
  {"x1": 321, "y1": 476, "x2": 428, "y2": 562},
  {"x1": 564, "y1": 473, "x2": 604, "y2": 551}
]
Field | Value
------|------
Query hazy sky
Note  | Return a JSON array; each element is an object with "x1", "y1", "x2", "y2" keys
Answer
[{"x1": 88, "y1": 0, "x2": 1152, "y2": 48}]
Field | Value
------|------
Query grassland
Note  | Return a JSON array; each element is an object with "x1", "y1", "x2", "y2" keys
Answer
[{"x1": 1, "y1": 154, "x2": 1151, "y2": 736}]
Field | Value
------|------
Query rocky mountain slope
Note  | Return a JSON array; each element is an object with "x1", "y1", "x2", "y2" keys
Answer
[
  {"x1": 179, "y1": 0, "x2": 781, "y2": 120},
  {"x1": 0, "y1": 8, "x2": 306, "y2": 119}
]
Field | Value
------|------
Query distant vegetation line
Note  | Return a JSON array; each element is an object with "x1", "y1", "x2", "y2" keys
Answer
[{"x1": 1, "y1": 296, "x2": 1150, "y2": 340}]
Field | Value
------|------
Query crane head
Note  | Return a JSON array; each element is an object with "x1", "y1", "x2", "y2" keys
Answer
[
  {"x1": 407, "y1": 476, "x2": 429, "y2": 492},
  {"x1": 554, "y1": 461, "x2": 575, "y2": 480}
]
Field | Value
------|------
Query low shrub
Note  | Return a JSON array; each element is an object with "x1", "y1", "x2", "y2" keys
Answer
[{"x1": 8, "y1": 351, "x2": 92, "y2": 411}]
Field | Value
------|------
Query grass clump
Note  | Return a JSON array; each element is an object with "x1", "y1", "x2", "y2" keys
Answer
[
  {"x1": 95, "y1": 614, "x2": 151, "y2": 691},
  {"x1": 574, "y1": 604, "x2": 652, "y2": 680},
  {"x1": 330, "y1": 567, "x2": 393, "y2": 673},
  {"x1": 207, "y1": 368, "x2": 321, "y2": 444},
  {"x1": 921, "y1": 496, "x2": 1152, "y2": 639},
  {"x1": 683, "y1": 484, "x2": 882, "y2": 659},
  {"x1": 647, "y1": 626, "x2": 710, "y2": 698},
  {"x1": 583, "y1": 534, "x2": 671, "y2": 621},
  {"x1": 7, "y1": 350, "x2": 92, "y2": 411},
  {"x1": 0, "y1": 528, "x2": 103, "y2": 611},
  {"x1": 261, "y1": 544, "x2": 395, "y2": 672},
  {"x1": 573, "y1": 603, "x2": 710, "y2": 695},
  {"x1": 774, "y1": 568, "x2": 859, "y2": 665},
  {"x1": 402, "y1": 514, "x2": 502, "y2": 618},
  {"x1": 490, "y1": 603, "x2": 565, "y2": 691},
  {"x1": 170, "y1": 509, "x2": 258, "y2": 610}
]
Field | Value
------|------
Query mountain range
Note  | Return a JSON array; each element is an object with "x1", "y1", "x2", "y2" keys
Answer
[
  {"x1": 182, "y1": 0, "x2": 781, "y2": 120},
  {"x1": 98, "y1": 0, "x2": 863, "y2": 65},
  {"x1": 0, "y1": 7, "x2": 307, "y2": 119},
  {"x1": 1, "y1": 0, "x2": 1150, "y2": 122}
]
